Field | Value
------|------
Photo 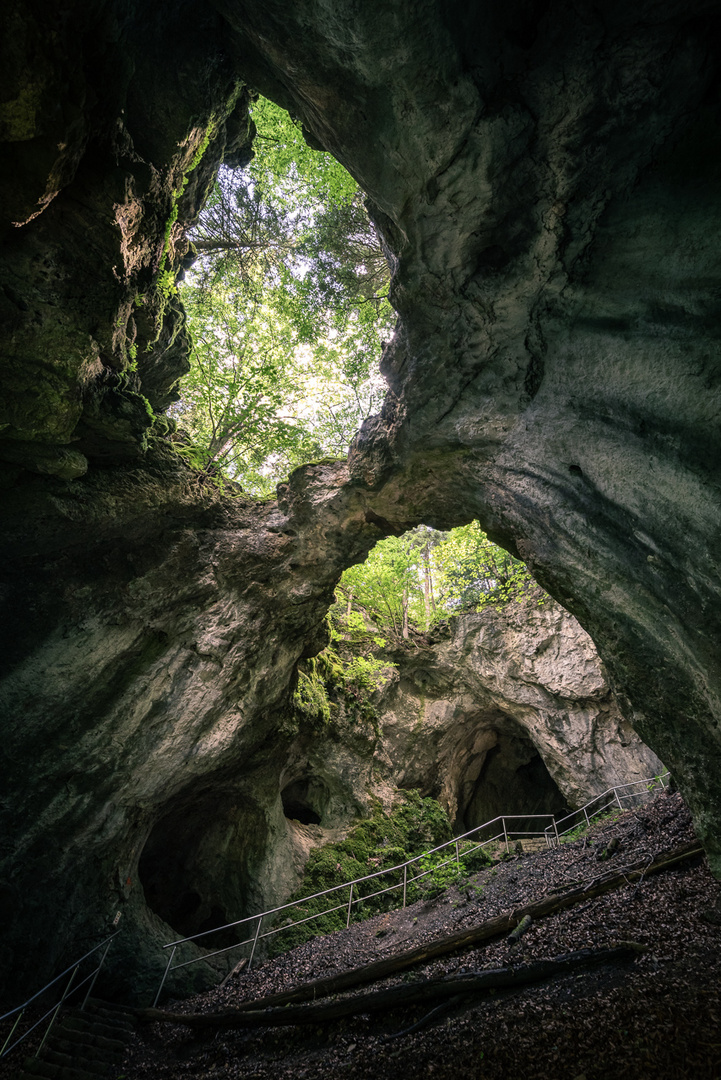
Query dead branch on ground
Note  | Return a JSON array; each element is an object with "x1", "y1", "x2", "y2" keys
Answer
[{"x1": 142, "y1": 946, "x2": 644, "y2": 1030}]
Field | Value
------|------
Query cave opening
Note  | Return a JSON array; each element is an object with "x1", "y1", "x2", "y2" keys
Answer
[
  {"x1": 463, "y1": 729, "x2": 569, "y2": 832},
  {"x1": 170, "y1": 95, "x2": 392, "y2": 497},
  {"x1": 280, "y1": 776, "x2": 327, "y2": 825},
  {"x1": 138, "y1": 788, "x2": 268, "y2": 943},
  {"x1": 335, "y1": 520, "x2": 537, "y2": 642}
]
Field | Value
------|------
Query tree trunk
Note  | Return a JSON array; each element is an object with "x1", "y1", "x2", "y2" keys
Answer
[
  {"x1": 142, "y1": 946, "x2": 642, "y2": 1030},
  {"x1": 422, "y1": 544, "x2": 431, "y2": 630}
]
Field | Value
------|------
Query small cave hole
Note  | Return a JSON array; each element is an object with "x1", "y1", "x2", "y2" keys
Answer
[
  {"x1": 281, "y1": 778, "x2": 324, "y2": 825},
  {"x1": 464, "y1": 733, "x2": 568, "y2": 831}
]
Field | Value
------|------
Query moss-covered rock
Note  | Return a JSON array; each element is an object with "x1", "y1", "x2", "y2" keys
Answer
[{"x1": 266, "y1": 791, "x2": 454, "y2": 956}]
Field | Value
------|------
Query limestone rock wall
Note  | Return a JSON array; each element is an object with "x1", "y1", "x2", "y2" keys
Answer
[
  {"x1": 371, "y1": 598, "x2": 662, "y2": 828},
  {"x1": 1, "y1": 0, "x2": 720, "y2": 1007},
  {"x1": 133, "y1": 594, "x2": 661, "y2": 1000}
]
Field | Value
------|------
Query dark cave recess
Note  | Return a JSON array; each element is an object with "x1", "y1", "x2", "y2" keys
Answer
[
  {"x1": 281, "y1": 776, "x2": 329, "y2": 825},
  {"x1": 463, "y1": 733, "x2": 569, "y2": 833},
  {"x1": 138, "y1": 790, "x2": 268, "y2": 943}
]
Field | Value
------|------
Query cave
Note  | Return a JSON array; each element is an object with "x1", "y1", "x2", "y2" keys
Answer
[
  {"x1": 137, "y1": 790, "x2": 268, "y2": 944},
  {"x1": 280, "y1": 777, "x2": 327, "y2": 826},
  {"x1": 1, "y1": 0, "x2": 721, "y2": 1019},
  {"x1": 464, "y1": 732, "x2": 568, "y2": 832}
]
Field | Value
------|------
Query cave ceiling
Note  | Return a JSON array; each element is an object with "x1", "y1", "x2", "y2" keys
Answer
[{"x1": 1, "y1": 0, "x2": 720, "y2": 1002}]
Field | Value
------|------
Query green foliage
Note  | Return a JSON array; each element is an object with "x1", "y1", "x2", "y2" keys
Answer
[
  {"x1": 248, "y1": 96, "x2": 357, "y2": 207},
  {"x1": 283, "y1": 643, "x2": 395, "y2": 738},
  {"x1": 292, "y1": 662, "x2": 332, "y2": 730},
  {"x1": 431, "y1": 522, "x2": 536, "y2": 613},
  {"x1": 155, "y1": 267, "x2": 177, "y2": 297},
  {"x1": 266, "y1": 791, "x2": 453, "y2": 955},
  {"x1": 559, "y1": 809, "x2": 621, "y2": 844},
  {"x1": 342, "y1": 654, "x2": 389, "y2": 693},
  {"x1": 171, "y1": 97, "x2": 393, "y2": 494},
  {"x1": 409, "y1": 839, "x2": 492, "y2": 898},
  {"x1": 338, "y1": 528, "x2": 438, "y2": 639},
  {"x1": 335, "y1": 522, "x2": 538, "y2": 644}
]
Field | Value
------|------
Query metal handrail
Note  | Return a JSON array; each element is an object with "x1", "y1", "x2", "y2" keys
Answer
[
  {"x1": 152, "y1": 812, "x2": 557, "y2": 1003},
  {"x1": 152, "y1": 769, "x2": 670, "y2": 1004},
  {"x1": 544, "y1": 772, "x2": 670, "y2": 845},
  {"x1": 0, "y1": 930, "x2": 120, "y2": 1060}
]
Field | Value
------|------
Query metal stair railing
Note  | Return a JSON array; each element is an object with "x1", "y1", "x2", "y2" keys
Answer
[
  {"x1": 152, "y1": 811, "x2": 558, "y2": 1004},
  {"x1": 544, "y1": 772, "x2": 670, "y2": 846},
  {"x1": 0, "y1": 929, "x2": 120, "y2": 1061},
  {"x1": 152, "y1": 769, "x2": 670, "y2": 1005}
]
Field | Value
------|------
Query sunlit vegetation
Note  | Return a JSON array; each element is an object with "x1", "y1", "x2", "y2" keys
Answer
[
  {"x1": 335, "y1": 522, "x2": 538, "y2": 643},
  {"x1": 283, "y1": 523, "x2": 538, "y2": 745},
  {"x1": 171, "y1": 97, "x2": 394, "y2": 494}
]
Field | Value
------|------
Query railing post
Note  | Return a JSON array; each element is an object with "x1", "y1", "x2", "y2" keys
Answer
[
  {"x1": 402, "y1": 865, "x2": 407, "y2": 909},
  {"x1": 614, "y1": 788, "x2": 623, "y2": 811},
  {"x1": 248, "y1": 915, "x2": 263, "y2": 971},
  {"x1": 455, "y1": 841, "x2": 460, "y2": 865},
  {"x1": 38, "y1": 965, "x2": 78, "y2": 1053},
  {"x1": 0, "y1": 1011, "x2": 23, "y2": 1057},
  {"x1": 553, "y1": 817, "x2": 560, "y2": 847},
  {"x1": 583, "y1": 807, "x2": 590, "y2": 827},
  {"x1": 346, "y1": 883, "x2": 354, "y2": 928},
  {"x1": 81, "y1": 937, "x2": 114, "y2": 1011},
  {"x1": 153, "y1": 945, "x2": 176, "y2": 1008},
  {"x1": 502, "y1": 818, "x2": 509, "y2": 854}
]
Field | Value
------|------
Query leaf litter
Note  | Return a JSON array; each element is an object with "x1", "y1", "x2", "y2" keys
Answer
[{"x1": 124, "y1": 791, "x2": 721, "y2": 1079}]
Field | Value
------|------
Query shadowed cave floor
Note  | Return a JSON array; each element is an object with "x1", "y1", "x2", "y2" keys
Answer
[{"x1": 124, "y1": 792, "x2": 721, "y2": 1080}]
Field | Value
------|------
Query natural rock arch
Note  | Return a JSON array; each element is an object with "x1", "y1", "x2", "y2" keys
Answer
[{"x1": 1, "y1": 0, "x2": 721, "y2": 1004}]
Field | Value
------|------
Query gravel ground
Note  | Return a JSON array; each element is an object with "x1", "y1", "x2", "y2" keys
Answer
[{"x1": 124, "y1": 791, "x2": 721, "y2": 1079}]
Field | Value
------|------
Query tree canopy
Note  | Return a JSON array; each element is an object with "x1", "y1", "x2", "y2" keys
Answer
[
  {"x1": 171, "y1": 96, "x2": 394, "y2": 494},
  {"x1": 334, "y1": 522, "x2": 538, "y2": 642}
]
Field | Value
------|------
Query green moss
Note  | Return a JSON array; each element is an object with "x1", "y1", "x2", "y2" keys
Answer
[
  {"x1": 0, "y1": 81, "x2": 43, "y2": 141},
  {"x1": 282, "y1": 644, "x2": 394, "y2": 739},
  {"x1": 291, "y1": 661, "x2": 332, "y2": 730},
  {"x1": 156, "y1": 123, "x2": 217, "y2": 281},
  {"x1": 266, "y1": 791, "x2": 456, "y2": 956}
]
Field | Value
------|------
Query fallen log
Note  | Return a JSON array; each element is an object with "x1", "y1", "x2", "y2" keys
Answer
[
  {"x1": 205, "y1": 839, "x2": 701, "y2": 1013},
  {"x1": 142, "y1": 945, "x2": 642, "y2": 1030},
  {"x1": 218, "y1": 956, "x2": 247, "y2": 989}
]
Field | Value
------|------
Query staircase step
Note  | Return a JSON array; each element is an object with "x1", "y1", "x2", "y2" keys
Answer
[
  {"x1": 81, "y1": 1008, "x2": 135, "y2": 1032},
  {"x1": 46, "y1": 1025, "x2": 93, "y2": 1048},
  {"x1": 84, "y1": 997, "x2": 137, "y2": 1025},
  {"x1": 54, "y1": 1020, "x2": 125, "y2": 1051},
  {"x1": 17, "y1": 997, "x2": 137, "y2": 1080},
  {"x1": 42, "y1": 1048, "x2": 111, "y2": 1076},
  {"x1": 49, "y1": 1035, "x2": 121, "y2": 1060},
  {"x1": 21, "y1": 1057, "x2": 60, "y2": 1079},
  {"x1": 48, "y1": 1037, "x2": 122, "y2": 1065},
  {"x1": 57, "y1": 1067, "x2": 108, "y2": 1080},
  {"x1": 59, "y1": 1017, "x2": 123, "y2": 1041}
]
